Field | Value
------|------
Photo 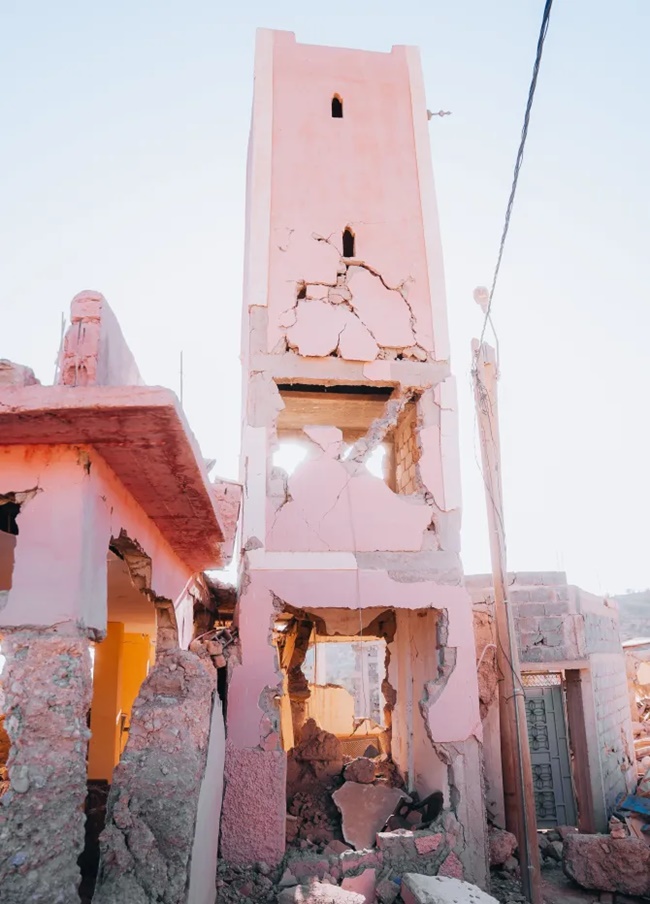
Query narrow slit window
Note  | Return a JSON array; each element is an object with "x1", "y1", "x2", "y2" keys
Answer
[
  {"x1": 331, "y1": 95, "x2": 343, "y2": 118},
  {"x1": 342, "y1": 227, "x2": 355, "y2": 258}
]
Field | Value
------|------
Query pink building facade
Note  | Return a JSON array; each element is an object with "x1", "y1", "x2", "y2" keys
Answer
[{"x1": 221, "y1": 30, "x2": 488, "y2": 884}]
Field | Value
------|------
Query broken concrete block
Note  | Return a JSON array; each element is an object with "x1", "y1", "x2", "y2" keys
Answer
[
  {"x1": 414, "y1": 832, "x2": 443, "y2": 855},
  {"x1": 401, "y1": 874, "x2": 499, "y2": 904},
  {"x1": 376, "y1": 829, "x2": 418, "y2": 862},
  {"x1": 343, "y1": 757, "x2": 376, "y2": 784},
  {"x1": 341, "y1": 868, "x2": 376, "y2": 903},
  {"x1": 332, "y1": 782, "x2": 407, "y2": 850},
  {"x1": 437, "y1": 852, "x2": 464, "y2": 879},
  {"x1": 340, "y1": 849, "x2": 383, "y2": 875},
  {"x1": 488, "y1": 826, "x2": 518, "y2": 866},
  {"x1": 376, "y1": 877, "x2": 400, "y2": 904},
  {"x1": 563, "y1": 833, "x2": 650, "y2": 896},
  {"x1": 287, "y1": 854, "x2": 330, "y2": 880},
  {"x1": 278, "y1": 880, "x2": 365, "y2": 904},
  {"x1": 547, "y1": 840, "x2": 563, "y2": 861},
  {"x1": 280, "y1": 869, "x2": 299, "y2": 887}
]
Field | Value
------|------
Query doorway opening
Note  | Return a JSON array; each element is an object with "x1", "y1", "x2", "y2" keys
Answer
[
  {"x1": 522, "y1": 671, "x2": 583, "y2": 829},
  {"x1": 274, "y1": 606, "x2": 405, "y2": 846},
  {"x1": 79, "y1": 544, "x2": 157, "y2": 902}
]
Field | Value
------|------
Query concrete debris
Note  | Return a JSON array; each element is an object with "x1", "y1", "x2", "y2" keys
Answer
[
  {"x1": 608, "y1": 815, "x2": 627, "y2": 838},
  {"x1": 332, "y1": 781, "x2": 408, "y2": 850},
  {"x1": 278, "y1": 880, "x2": 365, "y2": 903},
  {"x1": 340, "y1": 867, "x2": 376, "y2": 902},
  {"x1": 343, "y1": 757, "x2": 377, "y2": 785},
  {"x1": 563, "y1": 832, "x2": 650, "y2": 896},
  {"x1": 401, "y1": 874, "x2": 499, "y2": 904},
  {"x1": 216, "y1": 860, "x2": 279, "y2": 903},
  {"x1": 487, "y1": 826, "x2": 517, "y2": 867},
  {"x1": 376, "y1": 876, "x2": 401, "y2": 903}
]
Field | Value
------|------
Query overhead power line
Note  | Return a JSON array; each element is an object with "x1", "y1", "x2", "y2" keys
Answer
[{"x1": 476, "y1": 0, "x2": 555, "y2": 354}]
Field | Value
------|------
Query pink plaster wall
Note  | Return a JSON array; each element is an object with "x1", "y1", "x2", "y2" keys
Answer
[
  {"x1": 267, "y1": 453, "x2": 431, "y2": 553},
  {"x1": 264, "y1": 31, "x2": 444, "y2": 360},
  {"x1": 0, "y1": 445, "x2": 194, "y2": 634}
]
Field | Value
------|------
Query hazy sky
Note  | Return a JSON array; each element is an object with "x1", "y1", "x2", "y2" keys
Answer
[{"x1": 2, "y1": 1, "x2": 648, "y2": 595}]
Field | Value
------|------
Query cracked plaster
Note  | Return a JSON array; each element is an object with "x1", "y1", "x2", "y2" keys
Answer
[{"x1": 278, "y1": 234, "x2": 432, "y2": 363}]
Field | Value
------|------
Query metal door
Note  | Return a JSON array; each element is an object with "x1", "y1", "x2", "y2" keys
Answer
[{"x1": 523, "y1": 674, "x2": 577, "y2": 827}]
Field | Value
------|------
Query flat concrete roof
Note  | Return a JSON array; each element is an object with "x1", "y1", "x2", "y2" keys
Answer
[{"x1": 0, "y1": 384, "x2": 224, "y2": 572}]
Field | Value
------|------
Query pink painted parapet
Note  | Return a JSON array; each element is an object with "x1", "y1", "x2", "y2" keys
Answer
[
  {"x1": 224, "y1": 30, "x2": 487, "y2": 886},
  {"x1": 57, "y1": 290, "x2": 143, "y2": 387}
]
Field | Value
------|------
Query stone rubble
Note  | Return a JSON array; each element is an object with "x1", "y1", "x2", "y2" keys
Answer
[
  {"x1": 401, "y1": 874, "x2": 499, "y2": 904},
  {"x1": 332, "y1": 783, "x2": 408, "y2": 851}
]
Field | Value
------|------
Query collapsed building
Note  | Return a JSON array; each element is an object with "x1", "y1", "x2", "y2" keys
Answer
[
  {"x1": 0, "y1": 26, "x2": 642, "y2": 904},
  {"x1": 0, "y1": 292, "x2": 239, "y2": 903},
  {"x1": 218, "y1": 28, "x2": 488, "y2": 887}
]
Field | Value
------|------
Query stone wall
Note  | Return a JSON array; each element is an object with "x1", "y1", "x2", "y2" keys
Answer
[
  {"x1": 469, "y1": 572, "x2": 635, "y2": 828},
  {"x1": 590, "y1": 652, "x2": 635, "y2": 812},
  {"x1": 0, "y1": 627, "x2": 92, "y2": 904}
]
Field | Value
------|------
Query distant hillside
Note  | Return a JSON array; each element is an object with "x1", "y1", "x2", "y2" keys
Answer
[{"x1": 613, "y1": 591, "x2": 650, "y2": 641}]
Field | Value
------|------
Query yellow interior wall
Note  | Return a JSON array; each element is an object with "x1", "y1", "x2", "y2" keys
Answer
[
  {"x1": 88, "y1": 624, "x2": 153, "y2": 779},
  {"x1": 120, "y1": 633, "x2": 152, "y2": 754},
  {"x1": 88, "y1": 621, "x2": 124, "y2": 781}
]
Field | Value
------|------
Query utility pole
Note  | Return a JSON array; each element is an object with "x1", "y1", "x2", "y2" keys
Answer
[{"x1": 472, "y1": 340, "x2": 541, "y2": 904}]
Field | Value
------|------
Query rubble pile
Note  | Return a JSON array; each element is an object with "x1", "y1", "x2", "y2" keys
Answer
[
  {"x1": 632, "y1": 715, "x2": 650, "y2": 777},
  {"x1": 216, "y1": 861, "x2": 281, "y2": 904},
  {"x1": 626, "y1": 648, "x2": 650, "y2": 776},
  {"x1": 218, "y1": 720, "x2": 469, "y2": 901},
  {"x1": 189, "y1": 626, "x2": 234, "y2": 669},
  {"x1": 599, "y1": 759, "x2": 650, "y2": 843},
  {"x1": 217, "y1": 809, "x2": 466, "y2": 901},
  {"x1": 487, "y1": 826, "x2": 573, "y2": 904}
]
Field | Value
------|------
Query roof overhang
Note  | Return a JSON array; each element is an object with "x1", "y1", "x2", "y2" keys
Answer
[{"x1": 0, "y1": 385, "x2": 224, "y2": 572}]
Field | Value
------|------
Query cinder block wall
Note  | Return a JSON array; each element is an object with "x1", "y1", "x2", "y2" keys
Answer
[{"x1": 468, "y1": 572, "x2": 636, "y2": 828}]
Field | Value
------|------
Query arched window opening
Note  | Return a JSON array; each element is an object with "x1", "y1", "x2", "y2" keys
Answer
[
  {"x1": 342, "y1": 227, "x2": 355, "y2": 259},
  {"x1": 331, "y1": 95, "x2": 343, "y2": 118}
]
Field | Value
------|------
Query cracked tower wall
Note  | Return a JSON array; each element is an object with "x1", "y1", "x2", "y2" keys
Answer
[{"x1": 222, "y1": 29, "x2": 486, "y2": 885}]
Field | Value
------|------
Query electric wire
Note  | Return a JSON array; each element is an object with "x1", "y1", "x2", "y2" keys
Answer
[{"x1": 475, "y1": 0, "x2": 555, "y2": 357}]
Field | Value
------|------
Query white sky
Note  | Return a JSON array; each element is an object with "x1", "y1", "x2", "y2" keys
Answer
[{"x1": 2, "y1": 1, "x2": 649, "y2": 595}]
